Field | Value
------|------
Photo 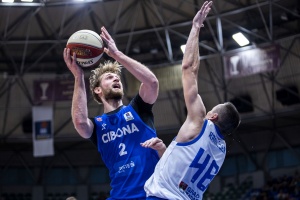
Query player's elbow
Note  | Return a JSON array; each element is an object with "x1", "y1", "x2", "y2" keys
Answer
[
  {"x1": 182, "y1": 57, "x2": 200, "y2": 71},
  {"x1": 148, "y1": 75, "x2": 159, "y2": 91},
  {"x1": 73, "y1": 120, "x2": 92, "y2": 139},
  {"x1": 182, "y1": 63, "x2": 195, "y2": 76},
  {"x1": 182, "y1": 63, "x2": 191, "y2": 70}
]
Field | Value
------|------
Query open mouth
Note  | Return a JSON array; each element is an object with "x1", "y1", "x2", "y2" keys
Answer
[{"x1": 112, "y1": 84, "x2": 121, "y2": 89}]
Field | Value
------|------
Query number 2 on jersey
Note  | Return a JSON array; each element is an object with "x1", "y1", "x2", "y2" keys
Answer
[{"x1": 119, "y1": 143, "x2": 128, "y2": 156}]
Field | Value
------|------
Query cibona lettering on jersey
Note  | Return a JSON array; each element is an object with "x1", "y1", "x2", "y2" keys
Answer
[{"x1": 102, "y1": 123, "x2": 139, "y2": 143}]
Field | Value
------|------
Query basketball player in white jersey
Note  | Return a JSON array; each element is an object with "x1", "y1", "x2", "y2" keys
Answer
[{"x1": 142, "y1": 1, "x2": 241, "y2": 199}]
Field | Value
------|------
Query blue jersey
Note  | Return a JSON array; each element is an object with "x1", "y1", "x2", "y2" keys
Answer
[{"x1": 92, "y1": 101, "x2": 159, "y2": 199}]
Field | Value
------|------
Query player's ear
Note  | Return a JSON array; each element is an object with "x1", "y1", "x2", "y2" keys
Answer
[
  {"x1": 94, "y1": 87, "x2": 102, "y2": 95},
  {"x1": 209, "y1": 113, "x2": 218, "y2": 121}
]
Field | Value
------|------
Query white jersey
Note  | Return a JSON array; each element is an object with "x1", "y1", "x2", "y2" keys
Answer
[{"x1": 144, "y1": 120, "x2": 226, "y2": 200}]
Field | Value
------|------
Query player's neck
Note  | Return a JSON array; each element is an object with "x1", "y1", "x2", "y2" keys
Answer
[{"x1": 103, "y1": 99, "x2": 123, "y2": 113}]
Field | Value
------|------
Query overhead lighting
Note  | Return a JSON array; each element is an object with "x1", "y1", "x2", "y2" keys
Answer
[
  {"x1": 232, "y1": 32, "x2": 249, "y2": 46},
  {"x1": 132, "y1": 47, "x2": 140, "y2": 53},
  {"x1": 150, "y1": 48, "x2": 158, "y2": 54},
  {"x1": 280, "y1": 12, "x2": 288, "y2": 21},
  {"x1": 2, "y1": 0, "x2": 14, "y2": 2},
  {"x1": 180, "y1": 44, "x2": 186, "y2": 53}
]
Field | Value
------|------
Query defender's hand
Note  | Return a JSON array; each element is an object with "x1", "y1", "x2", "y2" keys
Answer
[
  {"x1": 141, "y1": 137, "x2": 166, "y2": 158},
  {"x1": 193, "y1": 1, "x2": 213, "y2": 28}
]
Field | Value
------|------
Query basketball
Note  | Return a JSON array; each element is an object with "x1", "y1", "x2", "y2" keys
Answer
[{"x1": 66, "y1": 30, "x2": 104, "y2": 68}]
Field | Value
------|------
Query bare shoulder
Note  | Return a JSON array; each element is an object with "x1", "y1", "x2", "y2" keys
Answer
[{"x1": 176, "y1": 118, "x2": 206, "y2": 143}]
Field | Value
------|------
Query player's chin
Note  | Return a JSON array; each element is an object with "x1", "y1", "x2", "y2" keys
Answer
[{"x1": 113, "y1": 88, "x2": 122, "y2": 92}]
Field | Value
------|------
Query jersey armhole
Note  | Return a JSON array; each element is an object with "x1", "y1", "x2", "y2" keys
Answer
[
  {"x1": 130, "y1": 93, "x2": 155, "y2": 130},
  {"x1": 89, "y1": 117, "x2": 98, "y2": 147}
]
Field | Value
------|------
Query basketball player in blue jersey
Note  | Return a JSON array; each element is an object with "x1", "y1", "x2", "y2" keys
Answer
[
  {"x1": 63, "y1": 26, "x2": 166, "y2": 199},
  {"x1": 142, "y1": 1, "x2": 241, "y2": 199}
]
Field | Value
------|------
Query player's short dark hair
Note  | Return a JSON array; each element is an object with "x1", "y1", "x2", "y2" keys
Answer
[{"x1": 214, "y1": 102, "x2": 241, "y2": 136}]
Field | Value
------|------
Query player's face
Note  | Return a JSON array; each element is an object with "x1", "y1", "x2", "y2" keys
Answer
[{"x1": 100, "y1": 72, "x2": 124, "y2": 100}]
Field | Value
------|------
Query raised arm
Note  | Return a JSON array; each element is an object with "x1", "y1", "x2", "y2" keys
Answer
[
  {"x1": 100, "y1": 26, "x2": 159, "y2": 104},
  {"x1": 182, "y1": 1, "x2": 212, "y2": 122},
  {"x1": 63, "y1": 48, "x2": 94, "y2": 138},
  {"x1": 177, "y1": 1, "x2": 212, "y2": 142}
]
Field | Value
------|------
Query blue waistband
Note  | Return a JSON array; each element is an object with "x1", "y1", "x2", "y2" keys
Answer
[
  {"x1": 146, "y1": 197, "x2": 168, "y2": 200},
  {"x1": 108, "y1": 198, "x2": 146, "y2": 200}
]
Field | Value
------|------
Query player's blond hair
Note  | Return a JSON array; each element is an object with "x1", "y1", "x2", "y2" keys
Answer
[{"x1": 89, "y1": 60, "x2": 122, "y2": 104}]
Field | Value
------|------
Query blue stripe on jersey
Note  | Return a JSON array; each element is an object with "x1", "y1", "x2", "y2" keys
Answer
[
  {"x1": 146, "y1": 197, "x2": 168, "y2": 200},
  {"x1": 176, "y1": 119, "x2": 208, "y2": 146},
  {"x1": 215, "y1": 124, "x2": 223, "y2": 139}
]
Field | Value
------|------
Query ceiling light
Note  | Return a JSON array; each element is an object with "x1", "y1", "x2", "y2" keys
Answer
[
  {"x1": 180, "y1": 44, "x2": 186, "y2": 53},
  {"x1": 2, "y1": 0, "x2": 14, "y2": 2},
  {"x1": 150, "y1": 48, "x2": 158, "y2": 54},
  {"x1": 132, "y1": 47, "x2": 140, "y2": 53},
  {"x1": 280, "y1": 12, "x2": 288, "y2": 21},
  {"x1": 232, "y1": 32, "x2": 249, "y2": 46}
]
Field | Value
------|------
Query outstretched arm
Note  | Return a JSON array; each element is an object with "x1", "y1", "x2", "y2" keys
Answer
[
  {"x1": 182, "y1": 1, "x2": 212, "y2": 121},
  {"x1": 141, "y1": 137, "x2": 166, "y2": 158},
  {"x1": 177, "y1": 1, "x2": 213, "y2": 142},
  {"x1": 100, "y1": 27, "x2": 159, "y2": 104},
  {"x1": 63, "y1": 48, "x2": 94, "y2": 139}
]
